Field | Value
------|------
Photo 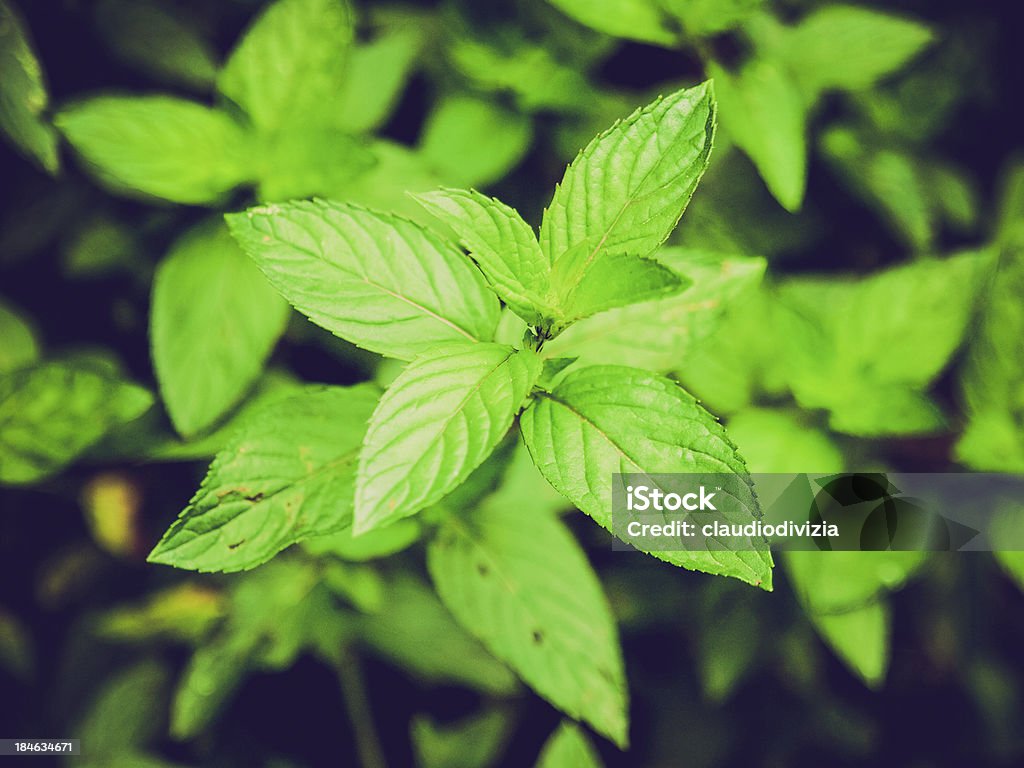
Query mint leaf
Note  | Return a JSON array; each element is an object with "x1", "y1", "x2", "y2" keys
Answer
[
  {"x1": 56, "y1": 97, "x2": 248, "y2": 204},
  {"x1": 227, "y1": 200, "x2": 500, "y2": 360},
  {"x1": 413, "y1": 188, "x2": 556, "y2": 325},
  {"x1": 777, "y1": 251, "x2": 992, "y2": 424},
  {"x1": 709, "y1": 60, "x2": 807, "y2": 212},
  {"x1": 535, "y1": 722, "x2": 604, "y2": 768},
  {"x1": 218, "y1": 0, "x2": 352, "y2": 133},
  {"x1": 149, "y1": 385, "x2": 377, "y2": 572},
  {"x1": 545, "y1": 0, "x2": 675, "y2": 46},
  {"x1": 336, "y1": 25, "x2": 421, "y2": 134},
  {"x1": 412, "y1": 710, "x2": 510, "y2": 768},
  {"x1": 0, "y1": 362, "x2": 153, "y2": 484},
  {"x1": 0, "y1": 298, "x2": 39, "y2": 374},
  {"x1": 357, "y1": 574, "x2": 518, "y2": 694},
  {"x1": 355, "y1": 343, "x2": 541, "y2": 533},
  {"x1": 661, "y1": 0, "x2": 762, "y2": 36},
  {"x1": 809, "y1": 601, "x2": 890, "y2": 688},
  {"x1": 419, "y1": 95, "x2": 532, "y2": 188},
  {"x1": 958, "y1": 246, "x2": 1024, "y2": 471},
  {"x1": 96, "y1": 0, "x2": 218, "y2": 90},
  {"x1": 520, "y1": 365, "x2": 773, "y2": 589},
  {"x1": 547, "y1": 249, "x2": 765, "y2": 372},
  {"x1": 780, "y1": 5, "x2": 933, "y2": 97},
  {"x1": 540, "y1": 82, "x2": 715, "y2": 267},
  {"x1": 151, "y1": 220, "x2": 289, "y2": 437},
  {"x1": 0, "y1": 1, "x2": 58, "y2": 173},
  {"x1": 428, "y1": 493, "x2": 628, "y2": 746},
  {"x1": 551, "y1": 245, "x2": 690, "y2": 325}
]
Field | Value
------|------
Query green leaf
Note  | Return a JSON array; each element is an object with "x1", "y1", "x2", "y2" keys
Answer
[
  {"x1": 545, "y1": 0, "x2": 675, "y2": 46},
  {"x1": 709, "y1": 60, "x2": 807, "y2": 211},
  {"x1": 413, "y1": 188, "x2": 556, "y2": 325},
  {"x1": 821, "y1": 127, "x2": 933, "y2": 250},
  {"x1": 227, "y1": 200, "x2": 500, "y2": 360},
  {"x1": 357, "y1": 574, "x2": 518, "y2": 694},
  {"x1": 76, "y1": 660, "x2": 169, "y2": 756},
  {"x1": 56, "y1": 97, "x2": 248, "y2": 204},
  {"x1": 148, "y1": 385, "x2": 378, "y2": 572},
  {"x1": 661, "y1": 0, "x2": 762, "y2": 36},
  {"x1": 218, "y1": 0, "x2": 352, "y2": 133},
  {"x1": 419, "y1": 95, "x2": 532, "y2": 188},
  {"x1": 551, "y1": 245, "x2": 691, "y2": 326},
  {"x1": 412, "y1": 709, "x2": 510, "y2": 768},
  {"x1": 958, "y1": 246, "x2": 1024, "y2": 471},
  {"x1": 429, "y1": 492, "x2": 628, "y2": 746},
  {"x1": 96, "y1": 0, "x2": 218, "y2": 89},
  {"x1": 725, "y1": 408, "x2": 845, "y2": 475},
  {"x1": 520, "y1": 365, "x2": 773, "y2": 589},
  {"x1": 336, "y1": 24, "x2": 421, "y2": 134},
  {"x1": 547, "y1": 249, "x2": 765, "y2": 372},
  {"x1": 536, "y1": 722, "x2": 603, "y2": 768},
  {"x1": 777, "y1": 252, "x2": 992, "y2": 421},
  {"x1": 254, "y1": 125, "x2": 376, "y2": 201},
  {"x1": 780, "y1": 5, "x2": 933, "y2": 97},
  {"x1": 786, "y1": 552, "x2": 924, "y2": 616},
  {"x1": 304, "y1": 519, "x2": 421, "y2": 562},
  {"x1": 808, "y1": 601, "x2": 890, "y2": 688},
  {"x1": 0, "y1": 362, "x2": 152, "y2": 484},
  {"x1": 151, "y1": 220, "x2": 290, "y2": 436},
  {"x1": 0, "y1": 1, "x2": 58, "y2": 172},
  {"x1": 540, "y1": 82, "x2": 715, "y2": 267},
  {"x1": 355, "y1": 343, "x2": 541, "y2": 533},
  {"x1": 0, "y1": 298, "x2": 39, "y2": 374}
]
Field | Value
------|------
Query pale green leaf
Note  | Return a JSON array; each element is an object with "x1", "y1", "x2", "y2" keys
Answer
[
  {"x1": 357, "y1": 574, "x2": 518, "y2": 694},
  {"x1": 0, "y1": 362, "x2": 152, "y2": 484},
  {"x1": 725, "y1": 408, "x2": 845, "y2": 475},
  {"x1": 304, "y1": 519, "x2": 421, "y2": 562},
  {"x1": 96, "y1": 0, "x2": 218, "y2": 89},
  {"x1": 809, "y1": 601, "x2": 890, "y2": 688},
  {"x1": 255, "y1": 128, "x2": 376, "y2": 201},
  {"x1": 778, "y1": 251, "x2": 992, "y2": 420},
  {"x1": 336, "y1": 25, "x2": 421, "y2": 134},
  {"x1": 540, "y1": 82, "x2": 715, "y2": 266},
  {"x1": 786, "y1": 552, "x2": 924, "y2": 615},
  {"x1": 0, "y1": 298, "x2": 39, "y2": 374},
  {"x1": 709, "y1": 60, "x2": 806, "y2": 211},
  {"x1": 958, "y1": 246, "x2": 1024, "y2": 471},
  {"x1": 412, "y1": 709, "x2": 510, "y2": 768},
  {"x1": 148, "y1": 385, "x2": 378, "y2": 572},
  {"x1": 413, "y1": 188, "x2": 556, "y2": 325},
  {"x1": 76, "y1": 660, "x2": 169, "y2": 755},
  {"x1": 661, "y1": 0, "x2": 762, "y2": 36},
  {"x1": 355, "y1": 343, "x2": 541, "y2": 533},
  {"x1": 227, "y1": 200, "x2": 500, "y2": 360},
  {"x1": 0, "y1": 0, "x2": 58, "y2": 172},
  {"x1": 821, "y1": 127, "x2": 933, "y2": 249},
  {"x1": 551, "y1": 244, "x2": 690, "y2": 326},
  {"x1": 218, "y1": 0, "x2": 352, "y2": 133},
  {"x1": 535, "y1": 722, "x2": 603, "y2": 768},
  {"x1": 520, "y1": 365, "x2": 773, "y2": 589},
  {"x1": 429, "y1": 494, "x2": 628, "y2": 746},
  {"x1": 419, "y1": 95, "x2": 532, "y2": 188},
  {"x1": 151, "y1": 220, "x2": 290, "y2": 436},
  {"x1": 546, "y1": 248, "x2": 764, "y2": 368},
  {"x1": 782, "y1": 5, "x2": 933, "y2": 96},
  {"x1": 56, "y1": 97, "x2": 248, "y2": 204},
  {"x1": 545, "y1": 0, "x2": 675, "y2": 46}
]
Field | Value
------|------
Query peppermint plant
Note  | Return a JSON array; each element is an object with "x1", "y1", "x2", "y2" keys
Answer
[{"x1": 149, "y1": 81, "x2": 772, "y2": 746}]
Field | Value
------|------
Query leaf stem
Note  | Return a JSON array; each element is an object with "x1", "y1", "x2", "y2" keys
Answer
[{"x1": 336, "y1": 650, "x2": 387, "y2": 768}]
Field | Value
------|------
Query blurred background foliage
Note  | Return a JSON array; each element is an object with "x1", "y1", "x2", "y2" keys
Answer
[{"x1": 1, "y1": 0, "x2": 1023, "y2": 765}]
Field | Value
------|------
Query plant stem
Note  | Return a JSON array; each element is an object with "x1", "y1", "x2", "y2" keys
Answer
[{"x1": 336, "y1": 650, "x2": 387, "y2": 768}]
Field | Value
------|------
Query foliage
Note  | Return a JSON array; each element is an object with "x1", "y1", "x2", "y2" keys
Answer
[{"x1": 1, "y1": 0, "x2": 1022, "y2": 766}]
